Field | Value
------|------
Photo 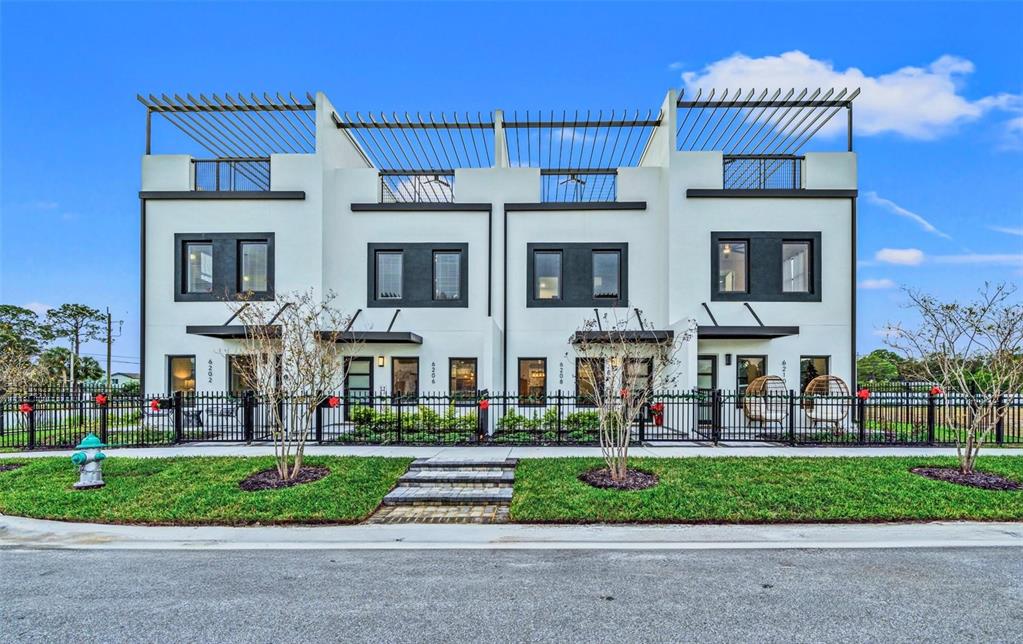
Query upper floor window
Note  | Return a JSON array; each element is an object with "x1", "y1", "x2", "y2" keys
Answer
[
  {"x1": 782, "y1": 241, "x2": 811, "y2": 293},
  {"x1": 592, "y1": 250, "x2": 621, "y2": 299},
  {"x1": 433, "y1": 251, "x2": 462, "y2": 301},
  {"x1": 239, "y1": 241, "x2": 269, "y2": 293},
  {"x1": 717, "y1": 240, "x2": 748, "y2": 293},
  {"x1": 534, "y1": 251, "x2": 562, "y2": 300},
  {"x1": 185, "y1": 242, "x2": 214, "y2": 294},
  {"x1": 175, "y1": 233, "x2": 275, "y2": 302},
  {"x1": 376, "y1": 251, "x2": 403, "y2": 300}
]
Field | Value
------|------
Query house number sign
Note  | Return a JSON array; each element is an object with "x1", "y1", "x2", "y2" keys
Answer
[
  {"x1": 431, "y1": 362, "x2": 436, "y2": 385},
  {"x1": 207, "y1": 359, "x2": 214, "y2": 385}
]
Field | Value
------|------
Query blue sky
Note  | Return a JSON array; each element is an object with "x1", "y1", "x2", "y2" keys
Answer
[{"x1": 1, "y1": 1, "x2": 1021, "y2": 371}]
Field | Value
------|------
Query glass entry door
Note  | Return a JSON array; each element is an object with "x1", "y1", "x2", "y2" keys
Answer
[
  {"x1": 697, "y1": 355, "x2": 717, "y2": 426},
  {"x1": 344, "y1": 357, "x2": 374, "y2": 419}
]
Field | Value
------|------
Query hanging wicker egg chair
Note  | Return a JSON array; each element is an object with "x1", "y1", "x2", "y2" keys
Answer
[
  {"x1": 803, "y1": 375, "x2": 850, "y2": 428},
  {"x1": 743, "y1": 375, "x2": 789, "y2": 426}
]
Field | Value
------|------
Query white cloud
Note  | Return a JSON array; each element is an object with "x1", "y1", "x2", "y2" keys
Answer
[
  {"x1": 875, "y1": 248, "x2": 925, "y2": 266},
  {"x1": 22, "y1": 302, "x2": 54, "y2": 316},
  {"x1": 932, "y1": 253, "x2": 1023, "y2": 266},
  {"x1": 679, "y1": 51, "x2": 1021, "y2": 140},
  {"x1": 864, "y1": 191, "x2": 951, "y2": 239},
  {"x1": 988, "y1": 225, "x2": 1023, "y2": 237},
  {"x1": 859, "y1": 278, "x2": 897, "y2": 290}
]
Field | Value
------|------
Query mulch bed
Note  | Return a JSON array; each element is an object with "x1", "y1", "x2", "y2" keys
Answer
[
  {"x1": 239, "y1": 466, "x2": 330, "y2": 491},
  {"x1": 0, "y1": 463, "x2": 25, "y2": 473},
  {"x1": 911, "y1": 466, "x2": 1023, "y2": 492},
  {"x1": 580, "y1": 467, "x2": 659, "y2": 491}
]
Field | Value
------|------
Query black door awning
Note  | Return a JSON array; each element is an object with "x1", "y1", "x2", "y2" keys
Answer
[{"x1": 697, "y1": 325, "x2": 799, "y2": 339}]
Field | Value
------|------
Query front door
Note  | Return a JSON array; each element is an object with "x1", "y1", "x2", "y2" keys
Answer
[
  {"x1": 697, "y1": 355, "x2": 717, "y2": 426},
  {"x1": 344, "y1": 357, "x2": 374, "y2": 420}
]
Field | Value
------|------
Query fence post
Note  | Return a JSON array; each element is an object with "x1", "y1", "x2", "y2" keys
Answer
[
  {"x1": 638, "y1": 402, "x2": 646, "y2": 443},
  {"x1": 395, "y1": 396, "x2": 403, "y2": 443},
  {"x1": 243, "y1": 391, "x2": 254, "y2": 443},
  {"x1": 173, "y1": 391, "x2": 183, "y2": 444},
  {"x1": 556, "y1": 390, "x2": 563, "y2": 445},
  {"x1": 315, "y1": 398, "x2": 324, "y2": 445},
  {"x1": 995, "y1": 394, "x2": 1005, "y2": 445},
  {"x1": 788, "y1": 389, "x2": 796, "y2": 446},
  {"x1": 27, "y1": 395, "x2": 37, "y2": 450},
  {"x1": 926, "y1": 393, "x2": 936, "y2": 445},
  {"x1": 711, "y1": 390, "x2": 722, "y2": 445},
  {"x1": 857, "y1": 396, "x2": 866, "y2": 444},
  {"x1": 99, "y1": 395, "x2": 109, "y2": 445}
]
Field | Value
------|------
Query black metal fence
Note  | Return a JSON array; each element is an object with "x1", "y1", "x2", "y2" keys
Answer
[
  {"x1": 1, "y1": 389, "x2": 1020, "y2": 451},
  {"x1": 723, "y1": 154, "x2": 803, "y2": 190},
  {"x1": 193, "y1": 158, "x2": 270, "y2": 191}
]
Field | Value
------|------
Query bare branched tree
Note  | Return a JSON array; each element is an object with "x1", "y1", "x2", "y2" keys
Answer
[
  {"x1": 570, "y1": 309, "x2": 692, "y2": 483},
  {"x1": 0, "y1": 346, "x2": 43, "y2": 403},
  {"x1": 884, "y1": 283, "x2": 1023, "y2": 474},
  {"x1": 229, "y1": 290, "x2": 362, "y2": 481}
]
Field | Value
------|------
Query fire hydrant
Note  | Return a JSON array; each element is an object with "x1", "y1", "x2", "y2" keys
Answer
[{"x1": 71, "y1": 433, "x2": 107, "y2": 489}]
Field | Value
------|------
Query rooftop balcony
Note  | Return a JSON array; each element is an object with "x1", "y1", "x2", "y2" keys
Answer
[{"x1": 192, "y1": 158, "x2": 271, "y2": 192}]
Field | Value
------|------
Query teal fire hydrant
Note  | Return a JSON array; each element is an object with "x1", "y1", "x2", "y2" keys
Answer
[{"x1": 71, "y1": 433, "x2": 107, "y2": 489}]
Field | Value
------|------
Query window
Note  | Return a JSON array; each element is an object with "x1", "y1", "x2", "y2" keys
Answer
[
  {"x1": 168, "y1": 355, "x2": 196, "y2": 394},
  {"x1": 736, "y1": 355, "x2": 767, "y2": 392},
  {"x1": 717, "y1": 240, "x2": 747, "y2": 293},
  {"x1": 185, "y1": 242, "x2": 214, "y2": 294},
  {"x1": 534, "y1": 251, "x2": 562, "y2": 300},
  {"x1": 783, "y1": 241, "x2": 811, "y2": 293},
  {"x1": 376, "y1": 251, "x2": 403, "y2": 300},
  {"x1": 800, "y1": 356, "x2": 830, "y2": 391},
  {"x1": 449, "y1": 358, "x2": 478, "y2": 399},
  {"x1": 433, "y1": 251, "x2": 461, "y2": 301},
  {"x1": 518, "y1": 358, "x2": 547, "y2": 402},
  {"x1": 625, "y1": 358, "x2": 653, "y2": 398},
  {"x1": 592, "y1": 251, "x2": 620, "y2": 299},
  {"x1": 227, "y1": 355, "x2": 255, "y2": 395},
  {"x1": 576, "y1": 358, "x2": 605, "y2": 405},
  {"x1": 391, "y1": 357, "x2": 419, "y2": 400},
  {"x1": 239, "y1": 241, "x2": 269, "y2": 293}
]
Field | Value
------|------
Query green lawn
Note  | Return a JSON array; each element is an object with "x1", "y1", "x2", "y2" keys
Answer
[
  {"x1": 510, "y1": 456, "x2": 1023, "y2": 523},
  {"x1": 0, "y1": 456, "x2": 411, "y2": 525}
]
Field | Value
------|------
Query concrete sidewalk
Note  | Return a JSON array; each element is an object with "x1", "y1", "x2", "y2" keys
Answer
[
  {"x1": 2, "y1": 514, "x2": 1021, "y2": 551},
  {"x1": 4, "y1": 442, "x2": 1023, "y2": 460}
]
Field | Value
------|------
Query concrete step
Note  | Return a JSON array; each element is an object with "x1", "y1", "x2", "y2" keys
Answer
[
  {"x1": 383, "y1": 486, "x2": 513, "y2": 506},
  {"x1": 409, "y1": 458, "x2": 517, "y2": 471},
  {"x1": 399, "y1": 469, "x2": 514, "y2": 487}
]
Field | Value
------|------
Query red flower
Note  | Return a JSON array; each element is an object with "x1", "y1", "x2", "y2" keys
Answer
[
  {"x1": 930, "y1": 386, "x2": 943, "y2": 396},
  {"x1": 326, "y1": 396, "x2": 341, "y2": 408},
  {"x1": 620, "y1": 387, "x2": 630, "y2": 398},
  {"x1": 149, "y1": 399, "x2": 160, "y2": 411},
  {"x1": 651, "y1": 402, "x2": 664, "y2": 413},
  {"x1": 856, "y1": 388, "x2": 871, "y2": 400},
  {"x1": 478, "y1": 399, "x2": 490, "y2": 410},
  {"x1": 18, "y1": 402, "x2": 33, "y2": 414},
  {"x1": 95, "y1": 393, "x2": 108, "y2": 406}
]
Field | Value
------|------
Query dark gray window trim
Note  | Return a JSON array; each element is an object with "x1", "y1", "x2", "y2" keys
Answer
[
  {"x1": 710, "y1": 231, "x2": 821, "y2": 303},
  {"x1": 140, "y1": 191, "x2": 305, "y2": 200},
  {"x1": 735, "y1": 354, "x2": 768, "y2": 393},
  {"x1": 449, "y1": 357, "x2": 479, "y2": 399},
  {"x1": 166, "y1": 354, "x2": 196, "y2": 395},
  {"x1": 367, "y1": 242, "x2": 469, "y2": 308},
  {"x1": 517, "y1": 357, "x2": 548, "y2": 404},
  {"x1": 174, "y1": 233, "x2": 275, "y2": 302},
  {"x1": 351, "y1": 202, "x2": 490, "y2": 212},
  {"x1": 505, "y1": 201, "x2": 646, "y2": 212},
  {"x1": 687, "y1": 189, "x2": 857, "y2": 199},
  {"x1": 526, "y1": 242, "x2": 628, "y2": 308}
]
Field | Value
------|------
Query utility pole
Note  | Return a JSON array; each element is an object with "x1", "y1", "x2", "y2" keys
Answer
[{"x1": 104, "y1": 308, "x2": 124, "y2": 391}]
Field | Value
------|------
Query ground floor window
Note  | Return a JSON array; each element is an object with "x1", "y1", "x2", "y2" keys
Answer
[
  {"x1": 518, "y1": 358, "x2": 547, "y2": 403},
  {"x1": 227, "y1": 355, "x2": 254, "y2": 395},
  {"x1": 167, "y1": 355, "x2": 196, "y2": 394},
  {"x1": 391, "y1": 357, "x2": 419, "y2": 400},
  {"x1": 736, "y1": 355, "x2": 766, "y2": 393},
  {"x1": 575, "y1": 357, "x2": 605, "y2": 405},
  {"x1": 800, "y1": 355, "x2": 830, "y2": 392},
  {"x1": 449, "y1": 358, "x2": 478, "y2": 400}
]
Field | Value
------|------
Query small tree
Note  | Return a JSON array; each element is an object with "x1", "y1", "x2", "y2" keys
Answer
[
  {"x1": 38, "y1": 347, "x2": 103, "y2": 385},
  {"x1": 45, "y1": 304, "x2": 104, "y2": 393},
  {"x1": 0, "y1": 346, "x2": 43, "y2": 403},
  {"x1": 884, "y1": 283, "x2": 1023, "y2": 474},
  {"x1": 570, "y1": 309, "x2": 690, "y2": 483},
  {"x1": 0, "y1": 304, "x2": 48, "y2": 359},
  {"x1": 229, "y1": 290, "x2": 360, "y2": 481}
]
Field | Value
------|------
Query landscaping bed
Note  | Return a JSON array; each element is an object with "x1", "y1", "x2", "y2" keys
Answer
[
  {"x1": 510, "y1": 456, "x2": 1023, "y2": 523},
  {"x1": 0, "y1": 456, "x2": 411, "y2": 526}
]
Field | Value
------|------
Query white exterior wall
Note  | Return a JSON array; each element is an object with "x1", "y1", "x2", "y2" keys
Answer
[{"x1": 141, "y1": 104, "x2": 856, "y2": 396}]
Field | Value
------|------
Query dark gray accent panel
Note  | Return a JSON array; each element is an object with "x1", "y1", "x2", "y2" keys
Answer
[
  {"x1": 351, "y1": 203, "x2": 491, "y2": 212},
  {"x1": 174, "y1": 233, "x2": 275, "y2": 302},
  {"x1": 710, "y1": 231, "x2": 821, "y2": 303},
  {"x1": 140, "y1": 191, "x2": 305, "y2": 200},
  {"x1": 526, "y1": 243, "x2": 628, "y2": 308},
  {"x1": 687, "y1": 189, "x2": 857, "y2": 199},
  {"x1": 366, "y1": 243, "x2": 469, "y2": 308},
  {"x1": 697, "y1": 326, "x2": 800, "y2": 339},
  {"x1": 506, "y1": 202, "x2": 646, "y2": 212}
]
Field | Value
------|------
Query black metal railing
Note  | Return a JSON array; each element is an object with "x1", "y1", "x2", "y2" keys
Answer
[
  {"x1": 193, "y1": 158, "x2": 271, "y2": 192},
  {"x1": 2, "y1": 389, "x2": 1020, "y2": 451},
  {"x1": 541, "y1": 169, "x2": 617, "y2": 203},
  {"x1": 380, "y1": 172, "x2": 454, "y2": 203},
  {"x1": 723, "y1": 155, "x2": 803, "y2": 190}
]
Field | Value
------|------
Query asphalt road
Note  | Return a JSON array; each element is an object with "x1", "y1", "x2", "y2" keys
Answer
[{"x1": 2, "y1": 548, "x2": 1021, "y2": 643}]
